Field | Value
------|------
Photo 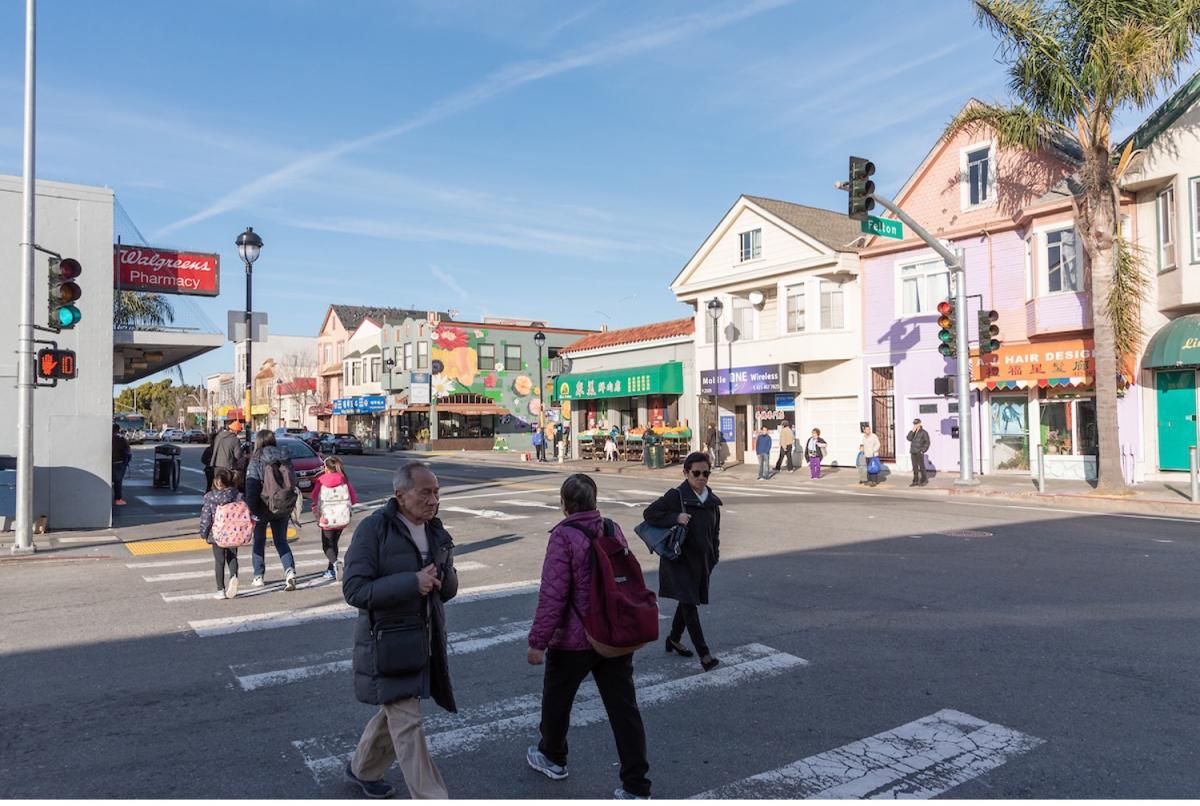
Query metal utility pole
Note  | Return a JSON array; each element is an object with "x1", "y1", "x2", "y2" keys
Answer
[
  {"x1": 14, "y1": 0, "x2": 38, "y2": 553},
  {"x1": 868, "y1": 192, "x2": 976, "y2": 486}
]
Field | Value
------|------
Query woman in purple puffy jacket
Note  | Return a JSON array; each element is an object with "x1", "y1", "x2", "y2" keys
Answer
[{"x1": 524, "y1": 474, "x2": 652, "y2": 800}]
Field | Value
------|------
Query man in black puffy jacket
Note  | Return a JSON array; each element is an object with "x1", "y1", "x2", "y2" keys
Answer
[
  {"x1": 341, "y1": 461, "x2": 458, "y2": 800},
  {"x1": 906, "y1": 418, "x2": 931, "y2": 486}
]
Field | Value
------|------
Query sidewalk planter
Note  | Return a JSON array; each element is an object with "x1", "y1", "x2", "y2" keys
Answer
[{"x1": 1043, "y1": 454, "x2": 1097, "y2": 481}]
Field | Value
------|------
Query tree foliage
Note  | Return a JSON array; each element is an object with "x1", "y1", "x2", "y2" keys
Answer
[
  {"x1": 114, "y1": 379, "x2": 204, "y2": 429},
  {"x1": 114, "y1": 291, "x2": 175, "y2": 331}
]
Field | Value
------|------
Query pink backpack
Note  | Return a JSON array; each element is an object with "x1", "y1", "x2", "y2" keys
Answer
[{"x1": 213, "y1": 499, "x2": 254, "y2": 547}]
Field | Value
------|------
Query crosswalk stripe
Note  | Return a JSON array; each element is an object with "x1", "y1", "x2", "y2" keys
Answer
[
  {"x1": 693, "y1": 708, "x2": 1044, "y2": 799},
  {"x1": 620, "y1": 489, "x2": 668, "y2": 498},
  {"x1": 441, "y1": 506, "x2": 528, "y2": 521},
  {"x1": 161, "y1": 576, "x2": 332, "y2": 602},
  {"x1": 718, "y1": 485, "x2": 813, "y2": 497},
  {"x1": 495, "y1": 499, "x2": 560, "y2": 510},
  {"x1": 187, "y1": 579, "x2": 541, "y2": 637},
  {"x1": 128, "y1": 548, "x2": 328, "y2": 569},
  {"x1": 597, "y1": 496, "x2": 648, "y2": 509},
  {"x1": 293, "y1": 642, "x2": 809, "y2": 783},
  {"x1": 144, "y1": 558, "x2": 330, "y2": 583}
]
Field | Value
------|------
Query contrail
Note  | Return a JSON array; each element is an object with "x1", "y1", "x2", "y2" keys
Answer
[{"x1": 153, "y1": 0, "x2": 793, "y2": 239}]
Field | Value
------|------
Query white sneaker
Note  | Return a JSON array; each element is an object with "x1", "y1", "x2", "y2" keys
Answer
[
  {"x1": 225, "y1": 577, "x2": 239, "y2": 599},
  {"x1": 284, "y1": 568, "x2": 297, "y2": 591},
  {"x1": 212, "y1": 590, "x2": 226, "y2": 600},
  {"x1": 251, "y1": 577, "x2": 265, "y2": 587}
]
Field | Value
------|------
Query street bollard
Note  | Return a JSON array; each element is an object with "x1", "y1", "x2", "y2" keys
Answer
[
  {"x1": 1191, "y1": 445, "x2": 1199, "y2": 503},
  {"x1": 1036, "y1": 445, "x2": 1046, "y2": 494}
]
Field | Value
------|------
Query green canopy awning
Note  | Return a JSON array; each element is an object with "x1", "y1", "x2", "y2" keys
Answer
[{"x1": 1144, "y1": 314, "x2": 1200, "y2": 369}]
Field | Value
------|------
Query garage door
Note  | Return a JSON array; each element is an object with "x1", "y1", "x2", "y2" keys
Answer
[{"x1": 802, "y1": 396, "x2": 860, "y2": 468}]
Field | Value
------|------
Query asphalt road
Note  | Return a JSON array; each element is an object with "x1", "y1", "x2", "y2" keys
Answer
[{"x1": 2, "y1": 449, "x2": 1198, "y2": 798}]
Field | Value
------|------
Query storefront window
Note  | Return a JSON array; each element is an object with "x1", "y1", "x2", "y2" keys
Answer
[
  {"x1": 991, "y1": 396, "x2": 1029, "y2": 470},
  {"x1": 1040, "y1": 394, "x2": 1097, "y2": 456}
]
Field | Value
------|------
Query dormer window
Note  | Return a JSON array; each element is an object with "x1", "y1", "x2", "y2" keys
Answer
[
  {"x1": 739, "y1": 229, "x2": 762, "y2": 262},
  {"x1": 961, "y1": 143, "x2": 995, "y2": 209}
]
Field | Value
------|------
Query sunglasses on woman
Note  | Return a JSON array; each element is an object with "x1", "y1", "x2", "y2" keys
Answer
[{"x1": 690, "y1": 469, "x2": 711, "y2": 477}]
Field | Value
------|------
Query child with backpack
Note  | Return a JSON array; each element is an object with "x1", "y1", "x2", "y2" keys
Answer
[
  {"x1": 525, "y1": 473, "x2": 654, "y2": 800},
  {"x1": 310, "y1": 456, "x2": 358, "y2": 580},
  {"x1": 199, "y1": 467, "x2": 253, "y2": 599}
]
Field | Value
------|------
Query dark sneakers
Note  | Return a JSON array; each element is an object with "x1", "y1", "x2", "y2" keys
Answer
[{"x1": 344, "y1": 762, "x2": 395, "y2": 799}]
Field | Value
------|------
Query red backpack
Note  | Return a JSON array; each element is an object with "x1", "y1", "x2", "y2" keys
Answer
[{"x1": 571, "y1": 518, "x2": 660, "y2": 657}]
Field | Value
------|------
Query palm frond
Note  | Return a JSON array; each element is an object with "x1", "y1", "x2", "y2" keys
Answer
[
  {"x1": 1106, "y1": 235, "x2": 1151, "y2": 360},
  {"x1": 945, "y1": 103, "x2": 1067, "y2": 153},
  {"x1": 977, "y1": 0, "x2": 1086, "y2": 118}
]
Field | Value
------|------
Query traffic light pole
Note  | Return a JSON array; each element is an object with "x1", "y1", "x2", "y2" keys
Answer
[
  {"x1": 13, "y1": 0, "x2": 38, "y2": 553},
  {"x1": 867, "y1": 192, "x2": 977, "y2": 486}
]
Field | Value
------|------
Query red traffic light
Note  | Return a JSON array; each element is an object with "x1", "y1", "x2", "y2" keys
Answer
[
  {"x1": 936, "y1": 300, "x2": 953, "y2": 316},
  {"x1": 56, "y1": 258, "x2": 82, "y2": 280}
]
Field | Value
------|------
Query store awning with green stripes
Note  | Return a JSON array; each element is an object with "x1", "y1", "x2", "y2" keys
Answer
[{"x1": 1144, "y1": 314, "x2": 1200, "y2": 369}]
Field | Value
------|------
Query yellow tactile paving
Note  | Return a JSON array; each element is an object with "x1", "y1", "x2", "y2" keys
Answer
[{"x1": 124, "y1": 528, "x2": 299, "y2": 556}]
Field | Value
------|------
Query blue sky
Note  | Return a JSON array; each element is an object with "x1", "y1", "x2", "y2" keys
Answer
[{"x1": 0, "y1": 0, "x2": 1191, "y2": 388}]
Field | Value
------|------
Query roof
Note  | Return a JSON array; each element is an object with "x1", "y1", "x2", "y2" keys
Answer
[
  {"x1": 331, "y1": 305, "x2": 451, "y2": 331},
  {"x1": 560, "y1": 317, "x2": 695, "y2": 354},
  {"x1": 742, "y1": 196, "x2": 863, "y2": 252},
  {"x1": 1121, "y1": 69, "x2": 1200, "y2": 151},
  {"x1": 1033, "y1": 173, "x2": 1085, "y2": 205}
]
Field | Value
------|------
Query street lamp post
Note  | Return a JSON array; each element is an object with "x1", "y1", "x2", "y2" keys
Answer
[
  {"x1": 235, "y1": 227, "x2": 262, "y2": 441},
  {"x1": 706, "y1": 298, "x2": 723, "y2": 467},
  {"x1": 534, "y1": 330, "x2": 546, "y2": 459}
]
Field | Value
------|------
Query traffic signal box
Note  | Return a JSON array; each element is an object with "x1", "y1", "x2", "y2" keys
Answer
[
  {"x1": 977, "y1": 309, "x2": 1000, "y2": 353},
  {"x1": 48, "y1": 257, "x2": 82, "y2": 329},
  {"x1": 848, "y1": 156, "x2": 875, "y2": 221},
  {"x1": 936, "y1": 299, "x2": 957, "y2": 357},
  {"x1": 36, "y1": 348, "x2": 77, "y2": 380}
]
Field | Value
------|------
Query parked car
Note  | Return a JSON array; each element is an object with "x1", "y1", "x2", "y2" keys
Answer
[
  {"x1": 297, "y1": 431, "x2": 323, "y2": 451},
  {"x1": 274, "y1": 427, "x2": 306, "y2": 440},
  {"x1": 183, "y1": 429, "x2": 208, "y2": 444},
  {"x1": 159, "y1": 428, "x2": 185, "y2": 442},
  {"x1": 319, "y1": 433, "x2": 363, "y2": 455},
  {"x1": 276, "y1": 436, "x2": 323, "y2": 493}
]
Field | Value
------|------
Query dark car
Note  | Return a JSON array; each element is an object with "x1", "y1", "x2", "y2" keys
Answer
[
  {"x1": 319, "y1": 433, "x2": 363, "y2": 455},
  {"x1": 183, "y1": 429, "x2": 208, "y2": 444},
  {"x1": 298, "y1": 431, "x2": 324, "y2": 451},
  {"x1": 276, "y1": 436, "x2": 324, "y2": 493}
]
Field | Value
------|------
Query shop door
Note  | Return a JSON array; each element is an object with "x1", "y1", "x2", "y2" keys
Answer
[
  {"x1": 870, "y1": 366, "x2": 896, "y2": 461},
  {"x1": 734, "y1": 406, "x2": 748, "y2": 462},
  {"x1": 1156, "y1": 370, "x2": 1197, "y2": 470}
]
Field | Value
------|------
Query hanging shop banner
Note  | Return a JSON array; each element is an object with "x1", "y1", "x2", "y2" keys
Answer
[
  {"x1": 410, "y1": 373, "x2": 431, "y2": 405},
  {"x1": 333, "y1": 395, "x2": 387, "y2": 415},
  {"x1": 554, "y1": 362, "x2": 684, "y2": 401},
  {"x1": 114, "y1": 244, "x2": 220, "y2": 296},
  {"x1": 701, "y1": 364, "x2": 796, "y2": 395}
]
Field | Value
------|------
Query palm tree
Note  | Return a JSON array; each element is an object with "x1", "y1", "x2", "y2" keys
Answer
[
  {"x1": 114, "y1": 291, "x2": 175, "y2": 331},
  {"x1": 947, "y1": 0, "x2": 1200, "y2": 491}
]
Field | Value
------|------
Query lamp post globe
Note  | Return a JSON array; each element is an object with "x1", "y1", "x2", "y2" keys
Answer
[
  {"x1": 236, "y1": 227, "x2": 263, "y2": 266},
  {"x1": 533, "y1": 331, "x2": 547, "y2": 448},
  {"x1": 706, "y1": 297, "x2": 723, "y2": 321},
  {"x1": 534, "y1": 330, "x2": 546, "y2": 348}
]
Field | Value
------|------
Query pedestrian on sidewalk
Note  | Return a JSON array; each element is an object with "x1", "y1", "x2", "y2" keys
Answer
[
  {"x1": 200, "y1": 440, "x2": 215, "y2": 492},
  {"x1": 862, "y1": 425, "x2": 882, "y2": 486},
  {"x1": 210, "y1": 421, "x2": 242, "y2": 479},
  {"x1": 526, "y1": 474, "x2": 653, "y2": 800},
  {"x1": 856, "y1": 443, "x2": 868, "y2": 484},
  {"x1": 112, "y1": 423, "x2": 131, "y2": 506},
  {"x1": 199, "y1": 468, "x2": 245, "y2": 600},
  {"x1": 906, "y1": 418, "x2": 930, "y2": 487},
  {"x1": 754, "y1": 427, "x2": 772, "y2": 480},
  {"x1": 532, "y1": 426, "x2": 547, "y2": 463},
  {"x1": 774, "y1": 422, "x2": 796, "y2": 473},
  {"x1": 643, "y1": 452, "x2": 722, "y2": 673},
  {"x1": 244, "y1": 430, "x2": 299, "y2": 590},
  {"x1": 604, "y1": 434, "x2": 619, "y2": 462},
  {"x1": 311, "y1": 456, "x2": 358, "y2": 581},
  {"x1": 803, "y1": 428, "x2": 828, "y2": 479},
  {"x1": 342, "y1": 462, "x2": 458, "y2": 800}
]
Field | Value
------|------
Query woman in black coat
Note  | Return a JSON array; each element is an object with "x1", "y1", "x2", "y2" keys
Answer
[{"x1": 642, "y1": 451, "x2": 722, "y2": 671}]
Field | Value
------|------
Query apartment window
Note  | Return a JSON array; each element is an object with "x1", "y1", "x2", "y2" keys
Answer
[
  {"x1": 820, "y1": 281, "x2": 845, "y2": 330},
  {"x1": 1160, "y1": 184, "x2": 1177, "y2": 270},
  {"x1": 369, "y1": 357, "x2": 381, "y2": 383},
  {"x1": 703, "y1": 314, "x2": 716, "y2": 344},
  {"x1": 965, "y1": 145, "x2": 992, "y2": 207},
  {"x1": 900, "y1": 259, "x2": 952, "y2": 315},
  {"x1": 739, "y1": 229, "x2": 762, "y2": 262},
  {"x1": 504, "y1": 344, "x2": 522, "y2": 371},
  {"x1": 478, "y1": 342, "x2": 496, "y2": 369},
  {"x1": 343, "y1": 363, "x2": 352, "y2": 387},
  {"x1": 1046, "y1": 228, "x2": 1081, "y2": 293},
  {"x1": 403, "y1": 343, "x2": 413, "y2": 371},
  {"x1": 417, "y1": 341, "x2": 429, "y2": 369},
  {"x1": 729, "y1": 297, "x2": 754, "y2": 341},
  {"x1": 785, "y1": 285, "x2": 806, "y2": 333},
  {"x1": 1190, "y1": 179, "x2": 1200, "y2": 262}
]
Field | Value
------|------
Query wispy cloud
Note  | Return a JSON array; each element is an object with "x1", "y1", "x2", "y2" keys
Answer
[
  {"x1": 430, "y1": 264, "x2": 469, "y2": 302},
  {"x1": 152, "y1": 0, "x2": 794, "y2": 240}
]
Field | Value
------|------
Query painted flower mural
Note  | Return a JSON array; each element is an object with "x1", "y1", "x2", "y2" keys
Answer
[
  {"x1": 529, "y1": 398, "x2": 542, "y2": 416},
  {"x1": 512, "y1": 375, "x2": 533, "y2": 397},
  {"x1": 432, "y1": 325, "x2": 469, "y2": 350},
  {"x1": 431, "y1": 374, "x2": 457, "y2": 398},
  {"x1": 483, "y1": 373, "x2": 498, "y2": 389}
]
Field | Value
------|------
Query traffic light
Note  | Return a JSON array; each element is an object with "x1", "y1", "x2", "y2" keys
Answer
[
  {"x1": 978, "y1": 309, "x2": 1000, "y2": 354},
  {"x1": 36, "y1": 348, "x2": 77, "y2": 380},
  {"x1": 48, "y1": 257, "x2": 82, "y2": 329},
  {"x1": 936, "y1": 298, "x2": 957, "y2": 357},
  {"x1": 848, "y1": 156, "x2": 876, "y2": 221}
]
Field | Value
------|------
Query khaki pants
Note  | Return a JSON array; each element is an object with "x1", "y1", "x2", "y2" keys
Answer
[{"x1": 350, "y1": 698, "x2": 448, "y2": 799}]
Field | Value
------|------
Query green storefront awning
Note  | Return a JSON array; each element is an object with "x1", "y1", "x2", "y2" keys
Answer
[
  {"x1": 555, "y1": 362, "x2": 684, "y2": 401},
  {"x1": 1144, "y1": 314, "x2": 1200, "y2": 369}
]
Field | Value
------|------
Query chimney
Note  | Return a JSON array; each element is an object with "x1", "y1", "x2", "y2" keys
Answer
[{"x1": 600, "y1": 324, "x2": 608, "y2": 332}]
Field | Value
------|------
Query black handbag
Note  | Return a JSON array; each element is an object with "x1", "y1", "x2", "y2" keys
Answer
[
  {"x1": 634, "y1": 489, "x2": 688, "y2": 561},
  {"x1": 370, "y1": 609, "x2": 430, "y2": 676}
]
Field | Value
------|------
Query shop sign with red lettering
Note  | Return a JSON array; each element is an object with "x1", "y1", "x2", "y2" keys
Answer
[{"x1": 114, "y1": 245, "x2": 220, "y2": 296}]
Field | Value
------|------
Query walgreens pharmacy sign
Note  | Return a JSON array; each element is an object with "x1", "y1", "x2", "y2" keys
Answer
[{"x1": 114, "y1": 245, "x2": 220, "y2": 296}]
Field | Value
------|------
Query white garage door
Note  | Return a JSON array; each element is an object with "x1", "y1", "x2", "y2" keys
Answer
[{"x1": 802, "y1": 396, "x2": 860, "y2": 468}]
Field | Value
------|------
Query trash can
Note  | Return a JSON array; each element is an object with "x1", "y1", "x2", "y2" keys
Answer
[
  {"x1": 153, "y1": 443, "x2": 181, "y2": 488},
  {"x1": 645, "y1": 444, "x2": 665, "y2": 469}
]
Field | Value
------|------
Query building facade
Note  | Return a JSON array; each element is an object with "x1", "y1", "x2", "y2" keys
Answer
[{"x1": 671, "y1": 195, "x2": 865, "y2": 468}]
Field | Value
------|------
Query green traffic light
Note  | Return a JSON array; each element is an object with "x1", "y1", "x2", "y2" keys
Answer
[
  {"x1": 56, "y1": 305, "x2": 81, "y2": 328},
  {"x1": 938, "y1": 343, "x2": 954, "y2": 356},
  {"x1": 938, "y1": 330, "x2": 953, "y2": 343}
]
